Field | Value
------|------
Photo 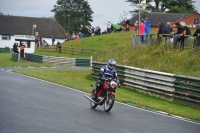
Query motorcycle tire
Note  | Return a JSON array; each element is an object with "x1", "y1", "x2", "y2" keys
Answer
[
  {"x1": 104, "y1": 94, "x2": 115, "y2": 112},
  {"x1": 90, "y1": 100, "x2": 98, "y2": 109}
]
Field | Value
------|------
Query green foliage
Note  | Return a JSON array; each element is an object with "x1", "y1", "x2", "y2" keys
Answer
[
  {"x1": 167, "y1": 6, "x2": 197, "y2": 13},
  {"x1": 51, "y1": 0, "x2": 93, "y2": 35},
  {"x1": 126, "y1": 0, "x2": 197, "y2": 13}
]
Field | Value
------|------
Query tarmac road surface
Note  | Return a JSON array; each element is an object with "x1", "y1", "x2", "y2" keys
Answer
[{"x1": 0, "y1": 70, "x2": 199, "y2": 133}]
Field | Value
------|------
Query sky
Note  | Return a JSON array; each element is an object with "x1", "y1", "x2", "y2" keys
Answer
[{"x1": 0, "y1": 0, "x2": 200, "y2": 32}]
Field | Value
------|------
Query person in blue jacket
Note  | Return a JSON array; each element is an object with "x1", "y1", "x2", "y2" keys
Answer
[{"x1": 144, "y1": 18, "x2": 151, "y2": 44}]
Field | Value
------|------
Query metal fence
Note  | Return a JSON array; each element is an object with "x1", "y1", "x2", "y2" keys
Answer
[
  {"x1": 91, "y1": 61, "x2": 200, "y2": 108},
  {"x1": 132, "y1": 34, "x2": 200, "y2": 50},
  {"x1": 41, "y1": 46, "x2": 102, "y2": 56}
]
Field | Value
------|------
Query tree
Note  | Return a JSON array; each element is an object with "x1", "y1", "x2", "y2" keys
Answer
[
  {"x1": 51, "y1": 0, "x2": 93, "y2": 36},
  {"x1": 126, "y1": 0, "x2": 197, "y2": 13},
  {"x1": 119, "y1": 11, "x2": 129, "y2": 23}
]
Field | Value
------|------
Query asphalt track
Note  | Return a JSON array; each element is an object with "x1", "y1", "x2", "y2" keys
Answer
[{"x1": 0, "y1": 69, "x2": 200, "y2": 133}]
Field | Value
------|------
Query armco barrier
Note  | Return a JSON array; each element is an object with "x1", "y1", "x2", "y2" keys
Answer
[
  {"x1": 91, "y1": 61, "x2": 200, "y2": 108},
  {"x1": 0, "y1": 47, "x2": 10, "y2": 53},
  {"x1": 12, "y1": 53, "x2": 19, "y2": 61},
  {"x1": 174, "y1": 75, "x2": 200, "y2": 108},
  {"x1": 24, "y1": 53, "x2": 91, "y2": 67}
]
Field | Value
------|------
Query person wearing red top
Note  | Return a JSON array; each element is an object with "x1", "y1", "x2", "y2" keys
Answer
[
  {"x1": 138, "y1": 19, "x2": 146, "y2": 44},
  {"x1": 74, "y1": 33, "x2": 79, "y2": 40}
]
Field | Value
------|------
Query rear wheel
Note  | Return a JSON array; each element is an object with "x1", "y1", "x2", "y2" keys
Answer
[{"x1": 104, "y1": 94, "x2": 115, "y2": 112}]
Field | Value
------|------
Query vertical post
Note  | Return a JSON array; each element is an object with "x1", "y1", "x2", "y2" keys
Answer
[
  {"x1": 67, "y1": 14, "x2": 70, "y2": 34},
  {"x1": 138, "y1": 0, "x2": 141, "y2": 46},
  {"x1": 90, "y1": 56, "x2": 93, "y2": 69}
]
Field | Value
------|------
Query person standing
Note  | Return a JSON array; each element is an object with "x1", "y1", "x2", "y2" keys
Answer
[
  {"x1": 193, "y1": 23, "x2": 200, "y2": 47},
  {"x1": 57, "y1": 41, "x2": 62, "y2": 54},
  {"x1": 52, "y1": 35, "x2": 55, "y2": 45},
  {"x1": 134, "y1": 20, "x2": 139, "y2": 31},
  {"x1": 13, "y1": 42, "x2": 19, "y2": 53},
  {"x1": 138, "y1": 19, "x2": 146, "y2": 44},
  {"x1": 106, "y1": 21, "x2": 112, "y2": 33},
  {"x1": 125, "y1": 18, "x2": 130, "y2": 31},
  {"x1": 144, "y1": 18, "x2": 151, "y2": 43},
  {"x1": 19, "y1": 43, "x2": 25, "y2": 58}
]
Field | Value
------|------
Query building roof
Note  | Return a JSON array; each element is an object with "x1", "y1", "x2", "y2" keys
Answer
[
  {"x1": 128, "y1": 12, "x2": 192, "y2": 26},
  {"x1": 0, "y1": 15, "x2": 66, "y2": 39}
]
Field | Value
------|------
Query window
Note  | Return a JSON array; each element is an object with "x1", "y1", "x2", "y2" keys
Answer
[
  {"x1": 21, "y1": 41, "x2": 31, "y2": 48},
  {"x1": 2, "y1": 35, "x2": 11, "y2": 40},
  {"x1": 194, "y1": 18, "x2": 199, "y2": 24}
]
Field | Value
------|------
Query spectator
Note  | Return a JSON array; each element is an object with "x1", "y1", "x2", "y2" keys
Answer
[
  {"x1": 125, "y1": 18, "x2": 130, "y2": 31},
  {"x1": 13, "y1": 42, "x2": 19, "y2": 53},
  {"x1": 35, "y1": 36, "x2": 39, "y2": 49},
  {"x1": 144, "y1": 18, "x2": 151, "y2": 43},
  {"x1": 78, "y1": 32, "x2": 83, "y2": 38},
  {"x1": 57, "y1": 41, "x2": 62, "y2": 54},
  {"x1": 88, "y1": 27, "x2": 95, "y2": 36},
  {"x1": 166, "y1": 22, "x2": 173, "y2": 42},
  {"x1": 166, "y1": 22, "x2": 173, "y2": 33},
  {"x1": 43, "y1": 40, "x2": 48, "y2": 47},
  {"x1": 19, "y1": 42, "x2": 25, "y2": 58},
  {"x1": 134, "y1": 20, "x2": 139, "y2": 31},
  {"x1": 52, "y1": 35, "x2": 55, "y2": 45},
  {"x1": 74, "y1": 33, "x2": 79, "y2": 40},
  {"x1": 173, "y1": 22, "x2": 191, "y2": 49},
  {"x1": 95, "y1": 26, "x2": 101, "y2": 35},
  {"x1": 193, "y1": 23, "x2": 200, "y2": 47},
  {"x1": 157, "y1": 23, "x2": 171, "y2": 35},
  {"x1": 106, "y1": 21, "x2": 112, "y2": 33},
  {"x1": 138, "y1": 19, "x2": 146, "y2": 44},
  {"x1": 101, "y1": 30, "x2": 107, "y2": 34},
  {"x1": 65, "y1": 33, "x2": 69, "y2": 41},
  {"x1": 157, "y1": 22, "x2": 172, "y2": 45},
  {"x1": 71, "y1": 33, "x2": 76, "y2": 40}
]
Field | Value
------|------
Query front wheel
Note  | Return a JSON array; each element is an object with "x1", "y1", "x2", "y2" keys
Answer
[
  {"x1": 104, "y1": 94, "x2": 115, "y2": 112},
  {"x1": 90, "y1": 101, "x2": 98, "y2": 109},
  {"x1": 90, "y1": 95, "x2": 98, "y2": 109}
]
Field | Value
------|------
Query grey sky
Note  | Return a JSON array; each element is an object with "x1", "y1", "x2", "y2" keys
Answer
[{"x1": 0, "y1": 0, "x2": 199, "y2": 31}]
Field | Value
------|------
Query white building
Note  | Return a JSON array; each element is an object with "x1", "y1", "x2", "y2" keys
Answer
[{"x1": 0, "y1": 15, "x2": 66, "y2": 53}]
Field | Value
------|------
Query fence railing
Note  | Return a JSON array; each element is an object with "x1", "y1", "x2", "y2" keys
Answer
[
  {"x1": 91, "y1": 61, "x2": 200, "y2": 108},
  {"x1": 132, "y1": 34, "x2": 200, "y2": 50},
  {"x1": 11, "y1": 53, "x2": 92, "y2": 67},
  {"x1": 41, "y1": 46, "x2": 102, "y2": 56}
]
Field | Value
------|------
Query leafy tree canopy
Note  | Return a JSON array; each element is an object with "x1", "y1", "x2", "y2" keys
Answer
[
  {"x1": 51, "y1": 0, "x2": 94, "y2": 36},
  {"x1": 126, "y1": 0, "x2": 197, "y2": 14}
]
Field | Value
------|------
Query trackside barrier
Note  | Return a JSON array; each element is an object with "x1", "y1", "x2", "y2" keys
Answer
[
  {"x1": 0, "y1": 47, "x2": 10, "y2": 53},
  {"x1": 12, "y1": 53, "x2": 19, "y2": 61},
  {"x1": 91, "y1": 61, "x2": 200, "y2": 108},
  {"x1": 174, "y1": 75, "x2": 200, "y2": 108},
  {"x1": 23, "y1": 53, "x2": 91, "y2": 67}
]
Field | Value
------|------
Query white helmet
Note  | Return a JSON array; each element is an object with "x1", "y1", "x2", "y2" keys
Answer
[{"x1": 107, "y1": 59, "x2": 116, "y2": 70}]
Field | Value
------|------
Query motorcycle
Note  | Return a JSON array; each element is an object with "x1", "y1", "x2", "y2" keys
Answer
[{"x1": 84, "y1": 74, "x2": 120, "y2": 112}]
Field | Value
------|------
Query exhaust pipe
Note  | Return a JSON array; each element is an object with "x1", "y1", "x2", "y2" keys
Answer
[{"x1": 84, "y1": 95, "x2": 98, "y2": 104}]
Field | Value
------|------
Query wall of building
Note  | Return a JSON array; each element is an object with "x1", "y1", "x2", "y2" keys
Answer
[{"x1": 0, "y1": 35, "x2": 65, "y2": 53}]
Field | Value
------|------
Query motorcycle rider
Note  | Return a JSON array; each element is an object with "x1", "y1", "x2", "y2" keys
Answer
[{"x1": 92, "y1": 59, "x2": 120, "y2": 99}]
